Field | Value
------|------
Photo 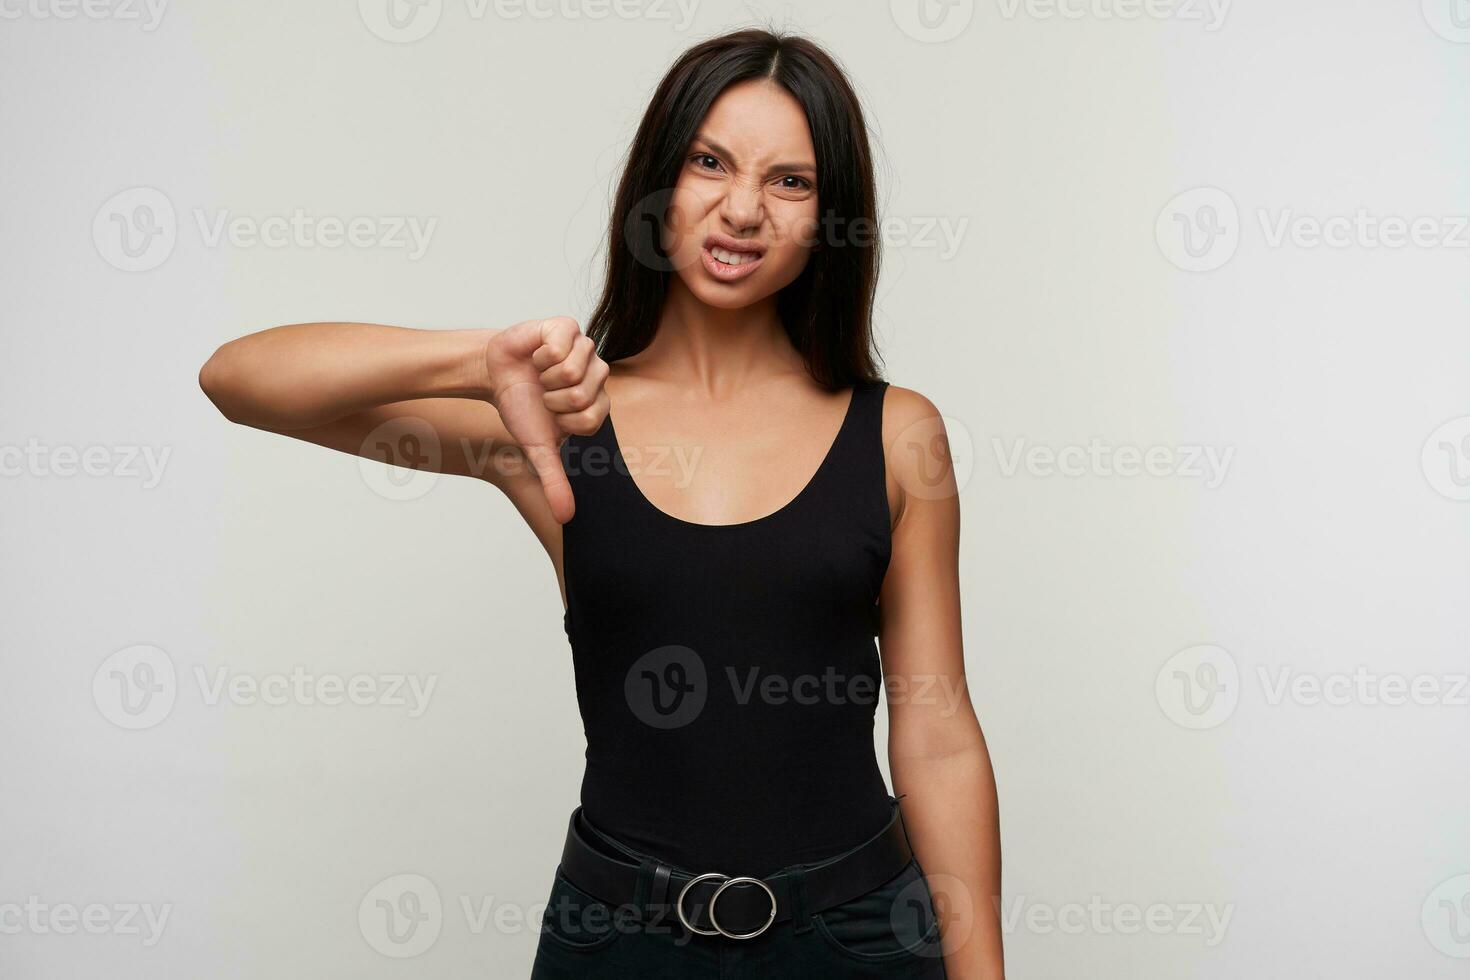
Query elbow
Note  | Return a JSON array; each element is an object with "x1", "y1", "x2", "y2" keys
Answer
[{"x1": 198, "y1": 343, "x2": 243, "y2": 423}]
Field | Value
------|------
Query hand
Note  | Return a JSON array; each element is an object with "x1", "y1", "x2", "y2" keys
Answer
[{"x1": 483, "y1": 316, "x2": 610, "y2": 524}]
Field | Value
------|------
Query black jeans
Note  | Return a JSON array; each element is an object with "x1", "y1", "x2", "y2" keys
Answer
[{"x1": 529, "y1": 824, "x2": 949, "y2": 979}]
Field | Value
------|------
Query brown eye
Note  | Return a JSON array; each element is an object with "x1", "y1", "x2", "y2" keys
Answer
[
  {"x1": 779, "y1": 175, "x2": 812, "y2": 190},
  {"x1": 691, "y1": 153, "x2": 722, "y2": 171}
]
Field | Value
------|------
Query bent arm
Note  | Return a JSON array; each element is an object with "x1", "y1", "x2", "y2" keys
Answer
[
  {"x1": 197, "y1": 322, "x2": 532, "y2": 482},
  {"x1": 198, "y1": 322, "x2": 562, "y2": 540},
  {"x1": 199, "y1": 322, "x2": 498, "y2": 430},
  {"x1": 197, "y1": 317, "x2": 609, "y2": 592},
  {"x1": 879, "y1": 387, "x2": 1004, "y2": 980}
]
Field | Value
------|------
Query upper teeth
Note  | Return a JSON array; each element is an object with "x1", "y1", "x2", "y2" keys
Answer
[{"x1": 711, "y1": 247, "x2": 757, "y2": 266}]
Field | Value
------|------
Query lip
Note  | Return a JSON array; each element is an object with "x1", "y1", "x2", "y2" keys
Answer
[
  {"x1": 700, "y1": 234, "x2": 766, "y2": 283},
  {"x1": 701, "y1": 245, "x2": 765, "y2": 282}
]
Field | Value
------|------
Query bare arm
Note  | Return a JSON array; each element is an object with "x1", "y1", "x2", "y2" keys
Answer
[
  {"x1": 879, "y1": 386, "x2": 1004, "y2": 980},
  {"x1": 198, "y1": 322, "x2": 498, "y2": 431},
  {"x1": 198, "y1": 318, "x2": 610, "y2": 551}
]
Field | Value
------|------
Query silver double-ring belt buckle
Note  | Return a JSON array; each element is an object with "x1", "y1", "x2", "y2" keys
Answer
[{"x1": 675, "y1": 872, "x2": 777, "y2": 940}]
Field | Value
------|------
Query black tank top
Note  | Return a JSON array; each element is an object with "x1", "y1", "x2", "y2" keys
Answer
[{"x1": 558, "y1": 379, "x2": 894, "y2": 877}]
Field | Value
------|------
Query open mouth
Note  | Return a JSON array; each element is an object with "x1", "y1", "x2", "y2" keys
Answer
[{"x1": 701, "y1": 235, "x2": 766, "y2": 282}]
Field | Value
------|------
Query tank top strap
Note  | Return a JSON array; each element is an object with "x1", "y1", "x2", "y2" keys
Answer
[
  {"x1": 849, "y1": 378, "x2": 890, "y2": 450},
  {"x1": 816, "y1": 378, "x2": 892, "y2": 538},
  {"x1": 830, "y1": 378, "x2": 890, "y2": 467}
]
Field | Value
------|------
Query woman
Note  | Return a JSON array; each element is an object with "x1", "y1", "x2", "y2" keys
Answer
[{"x1": 200, "y1": 28, "x2": 1003, "y2": 980}]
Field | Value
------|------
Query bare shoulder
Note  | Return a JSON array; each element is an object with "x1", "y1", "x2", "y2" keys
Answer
[
  {"x1": 879, "y1": 384, "x2": 942, "y2": 431},
  {"x1": 877, "y1": 383, "x2": 958, "y2": 526}
]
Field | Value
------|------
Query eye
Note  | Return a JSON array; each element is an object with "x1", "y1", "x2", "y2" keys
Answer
[
  {"x1": 778, "y1": 175, "x2": 813, "y2": 191},
  {"x1": 690, "y1": 153, "x2": 723, "y2": 172}
]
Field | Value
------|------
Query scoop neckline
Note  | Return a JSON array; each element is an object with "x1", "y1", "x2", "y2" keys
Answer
[{"x1": 602, "y1": 385, "x2": 860, "y2": 531}]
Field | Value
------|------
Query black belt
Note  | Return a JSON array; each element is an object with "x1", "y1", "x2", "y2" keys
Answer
[{"x1": 557, "y1": 797, "x2": 914, "y2": 941}]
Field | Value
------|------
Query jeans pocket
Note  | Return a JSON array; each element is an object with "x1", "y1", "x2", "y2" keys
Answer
[
  {"x1": 813, "y1": 859, "x2": 944, "y2": 963},
  {"x1": 538, "y1": 866, "x2": 627, "y2": 952}
]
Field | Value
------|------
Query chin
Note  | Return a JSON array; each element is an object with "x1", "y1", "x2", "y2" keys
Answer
[{"x1": 681, "y1": 277, "x2": 772, "y2": 309}]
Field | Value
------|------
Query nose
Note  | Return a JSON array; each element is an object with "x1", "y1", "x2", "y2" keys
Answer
[{"x1": 718, "y1": 177, "x2": 764, "y2": 232}]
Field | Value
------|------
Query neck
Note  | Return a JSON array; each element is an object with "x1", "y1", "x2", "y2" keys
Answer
[{"x1": 641, "y1": 278, "x2": 803, "y2": 397}]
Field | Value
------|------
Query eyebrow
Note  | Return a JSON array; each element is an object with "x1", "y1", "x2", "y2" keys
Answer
[{"x1": 692, "y1": 133, "x2": 817, "y2": 177}]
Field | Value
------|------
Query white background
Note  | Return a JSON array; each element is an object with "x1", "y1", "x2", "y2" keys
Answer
[{"x1": 3, "y1": 0, "x2": 1468, "y2": 977}]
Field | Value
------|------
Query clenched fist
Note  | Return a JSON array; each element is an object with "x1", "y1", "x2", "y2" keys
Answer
[{"x1": 484, "y1": 316, "x2": 610, "y2": 524}]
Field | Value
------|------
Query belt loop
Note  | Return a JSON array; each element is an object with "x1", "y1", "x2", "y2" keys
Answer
[
  {"x1": 788, "y1": 867, "x2": 813, "y2": 935},
  {"x1": 633, "y1": 858, "x2": 657, "y2": 922},
  {"x1": 647, "y1": 863, "x2": 673, "y2": 924}
]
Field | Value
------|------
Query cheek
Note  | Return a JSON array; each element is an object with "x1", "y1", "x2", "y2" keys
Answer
[
  {"x1": 660, "y1": 184, "x2": 714, "y2": 257},
  {"x1": 774, "y1": 204, "x2": 822, "y2": 251},
  {"x1": 762, "y1": 203, "x2": 820, "y2": 280}
]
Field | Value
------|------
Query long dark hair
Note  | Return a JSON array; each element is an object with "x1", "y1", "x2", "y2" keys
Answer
[{"x1": 587, "y1": 28, "x2": 883, "y2": 389}]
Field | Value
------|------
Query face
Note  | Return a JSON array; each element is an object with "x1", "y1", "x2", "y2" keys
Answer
[{"x1": 660, "y1": 79, "x2": 820, "y2": 310}]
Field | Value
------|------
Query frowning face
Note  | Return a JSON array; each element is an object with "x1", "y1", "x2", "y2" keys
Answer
[{"x1": 661, "y1": 79, "x2": 820, "y2": 309}]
